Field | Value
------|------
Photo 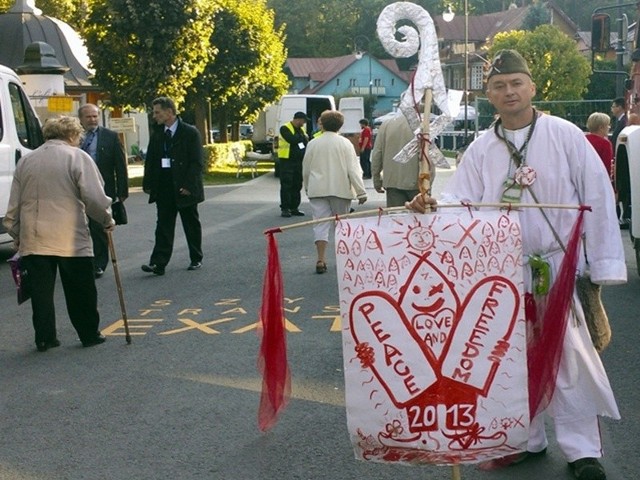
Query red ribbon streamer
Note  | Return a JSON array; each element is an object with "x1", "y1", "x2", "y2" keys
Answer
[
  {"x1": 257, "y1": 232, "x2": 291, "y2": 431},
  {"x1": 526, "y1": 209, "x2": 585, "y2": 418}
]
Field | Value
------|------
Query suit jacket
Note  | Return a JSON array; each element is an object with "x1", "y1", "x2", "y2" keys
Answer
[
  {"x1": 95, "y1": 126, "x2": 128, "y2": 201},
  {"x1": 143, "y1": 118, "x2": 204, "y2": 208},
  {"x1": 611, "y1": 113, "x2": 627, "y2": 151}
]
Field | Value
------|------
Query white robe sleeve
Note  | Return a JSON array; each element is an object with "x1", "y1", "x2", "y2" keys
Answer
[{"x1": 569, "y1": 128, "x2": 626, "y2": 285}]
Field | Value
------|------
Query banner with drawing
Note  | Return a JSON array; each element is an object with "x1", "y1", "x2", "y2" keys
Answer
[{"x1": 336, "y1": 211, "x2": 529, "y2": 465}]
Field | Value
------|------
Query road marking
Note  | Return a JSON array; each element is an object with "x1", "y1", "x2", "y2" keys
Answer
[
  {"x1": 101, "y1": 318, "x2": 163, "y2": 336},
  {"x1": 159, "y1": 317, "x2": 236, "y2": 335}
]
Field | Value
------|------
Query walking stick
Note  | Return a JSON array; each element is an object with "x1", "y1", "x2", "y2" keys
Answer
[{"x1": 107, "y1": 230, "x2": 132, "y2": 344}]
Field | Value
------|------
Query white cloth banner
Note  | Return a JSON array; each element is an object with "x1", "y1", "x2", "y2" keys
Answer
[{"x1": 336, "y1": 211, "x2": 529, "y2": 465}]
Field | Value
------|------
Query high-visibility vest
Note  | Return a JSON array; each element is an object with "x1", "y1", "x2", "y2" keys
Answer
[{"x1": 278, "y1": 122, "x2": 306, "y2": 159}]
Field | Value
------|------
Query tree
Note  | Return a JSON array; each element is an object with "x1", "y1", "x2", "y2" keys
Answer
[
  {"x1": 264, "y1": 0, "x2": 539, "y2": 59},
  {"x1": 553, "y1": 0, "x2": 637, "y2": 31},
  {"x1": 185, "y1": 0, "x2": 289, "y2": 141},
  {"x1": 83, "y1": 0, "x2": 216, "y2": 109},
  {"x1": 585, "y1": 58, "x2": 618, "y2": 100},
  {"x1": 0, "y1": 0, "x2": 87, "y2": 29},
  {"x1": 488, "y1": 25, "x2": 591, "y2": 101},
  {"x1": 267, "y1": 0, "x2": 358, "y2": 57},
  {"x1": 32, "y1": 0, "x2": 77, "y2": 24},
  {"x1": 267, "y1": 0, "x2": 465, "y2": 58},
  {"x1": 521, "y1": 2, "x2": 550, "y2": 31}
]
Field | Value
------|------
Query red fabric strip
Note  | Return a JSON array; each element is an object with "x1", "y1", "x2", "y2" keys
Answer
[
  {"x1": 257, "y1": 232, "x2": 291, "y2": 431},
  {"x1": 526, "y1": 209, "x2": 585, "y2": 418}
]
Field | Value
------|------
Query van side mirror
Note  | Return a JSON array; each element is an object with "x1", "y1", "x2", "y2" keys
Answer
[{"x1": 592, "y1": 13, "x2": 611, "y2": 52}]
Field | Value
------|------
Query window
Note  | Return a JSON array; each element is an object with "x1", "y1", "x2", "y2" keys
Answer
[
  {"x1": 471, "y1": 64, "x2": 484, "y2": 91},
  {"x1": 9, "y1": 83, "x2": 43, "y2": 149},
  {"x1": 336, "y1": 78, "x2": 340, "y2": 86}
]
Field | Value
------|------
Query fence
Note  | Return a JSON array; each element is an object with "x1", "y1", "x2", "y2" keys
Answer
[
  {"x1": 475, "y1": 97, "x2": 614, "y2": 131},
  {"x1": 438, "y1": 98, "x2": 614, "y2": 151}
]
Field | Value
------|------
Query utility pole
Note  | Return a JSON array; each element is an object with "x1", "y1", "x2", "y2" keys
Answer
[{"x1": 617, "y1": 0, "x2": 626, "y2": 97}]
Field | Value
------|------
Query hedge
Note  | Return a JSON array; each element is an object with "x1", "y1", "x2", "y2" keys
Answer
[{"x1": 203, "y1": 140, "x2": 254, "y2": 172}]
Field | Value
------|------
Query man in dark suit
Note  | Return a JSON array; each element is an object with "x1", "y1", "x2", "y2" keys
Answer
[
  {"x1": 78, "y1": 104, "x2": 129, "y2": 278},
  {"x1": 611, "y1": 97, "x2": 630, "y2": 228},
  {"x1": 141, "y1": 96, "x2": 204, "y2": 276}
]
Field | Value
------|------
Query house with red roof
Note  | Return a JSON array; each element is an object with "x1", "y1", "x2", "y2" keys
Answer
[{"x1": 434, "y1": 2, "x2": 579, "y2": 101}]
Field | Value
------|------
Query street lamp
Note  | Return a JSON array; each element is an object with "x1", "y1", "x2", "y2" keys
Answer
[
  {"x1": 443, "y1": 5, "x2": 455, "y2": 22},
  {"x1": 354, "y1": 35, "x2": 373, "y2": 124},
  {"x1": 443, "y1": 0, "x2": 469, "y2": 145}
]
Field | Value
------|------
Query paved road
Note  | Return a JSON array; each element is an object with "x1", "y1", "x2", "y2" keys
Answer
[{"x1": 0, "y1": 166, "x2": 638, "y2": 480}]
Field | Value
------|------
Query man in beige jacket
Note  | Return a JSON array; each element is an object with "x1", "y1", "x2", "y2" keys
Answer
[{"x1": 371, "y1": 113, "x2": 435, "y2": 207}]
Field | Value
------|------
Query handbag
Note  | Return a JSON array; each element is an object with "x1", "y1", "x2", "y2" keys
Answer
[
  {"x1": 575, "y1": 273, "x2": 611, "y2": 352},
  {"x1": 7, "y1": 253, "x2": 31, "y2": 305},
  {"x1": 112, "y1": 201, "x2": 128, "y2": 225}
]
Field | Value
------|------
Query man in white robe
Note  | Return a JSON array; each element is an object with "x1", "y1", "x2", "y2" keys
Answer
[{"x1": 407, "y1": 50, "x2": 626, "y2": 480}]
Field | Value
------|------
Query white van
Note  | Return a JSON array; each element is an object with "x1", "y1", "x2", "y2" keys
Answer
[
  {"x1": 252, "y1": 94, "x2": 365, "y2": 175},
  {"x1": 253, "y1": 94, "x2": 339, "y2": 152},
  {"x1": 0, "y1": 64, "x2": 44, "y2": 239}
]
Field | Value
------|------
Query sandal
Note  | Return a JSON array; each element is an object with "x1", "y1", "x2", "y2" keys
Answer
[{"x1": 315, "y1": 261, "x2": 327, "y2": 274}]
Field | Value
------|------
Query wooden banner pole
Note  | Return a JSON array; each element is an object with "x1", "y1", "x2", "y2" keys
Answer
[
  {"x1": 419, "y1": 88, "x2": 433, "y2": 196},
  {"x1": 265, "y1": 203, "x2": 589, "y2": 234},
  {"x1": 452, "y1": 464, "x2": 461, "y2": 480}
]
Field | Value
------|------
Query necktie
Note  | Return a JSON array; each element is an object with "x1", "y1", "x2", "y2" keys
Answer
[{"x1": 82, "y1": 130, "x2": 96, "y2": 152}]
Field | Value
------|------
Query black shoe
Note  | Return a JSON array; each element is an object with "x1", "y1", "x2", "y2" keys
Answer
[
  {"x1": 568, "y1": 458, "x2": 606, "y2": 480},
  {"x1": 141, "y1": 264, "x2": 165, "y2": 275},
  {"x1": 36, "y1": 339, "x2": 61, "y2": 352},
  {"x1": 290, "y1": 210, "x2": 305, "y2": 216},
  {"x1": 281, "y1": 209, "x2": 291, "y2": 218},
  {"x1": 188, "y1": 261, "x2": 202, "y2": 270},
  {"x1": 82, "y1": 334, "x2": 106, "y2": 348},
  {"x1": 94, "y1": 267, "x2": 104, "y2": 279}
]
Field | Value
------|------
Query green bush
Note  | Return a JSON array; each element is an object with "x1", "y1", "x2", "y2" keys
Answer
[{"x1": 203, "y1": 140, "x2": 253, "y2": 172}]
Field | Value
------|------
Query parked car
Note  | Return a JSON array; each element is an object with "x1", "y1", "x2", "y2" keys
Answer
[
  {"x1": 210, "y1": 128, "x2": 221, "y2": 143},
  {"x1": 239, "y1": 124, "x2": 253, "y2": 139},
  {"x1": 210, "y1": 124, "x2": 253, "y2": 143}
]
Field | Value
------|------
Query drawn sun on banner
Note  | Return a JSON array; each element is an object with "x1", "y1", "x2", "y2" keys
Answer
[{"x1": 336, "y1": 210, "x2": 529, "y2": 465}]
